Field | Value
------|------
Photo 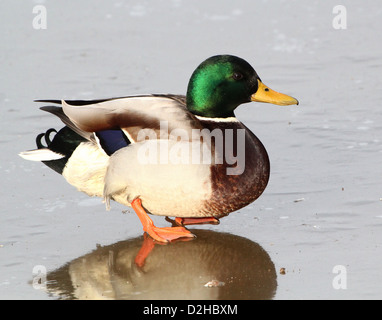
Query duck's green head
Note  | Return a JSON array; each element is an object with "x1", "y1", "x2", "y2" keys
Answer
[{"x1": 186, "y1": 55, "x2": 298, "y2": 118}]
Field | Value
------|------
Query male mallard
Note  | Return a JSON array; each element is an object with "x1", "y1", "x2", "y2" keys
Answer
[{"x1": 20, "y1": 55, "x2": 298, "y2": 243}]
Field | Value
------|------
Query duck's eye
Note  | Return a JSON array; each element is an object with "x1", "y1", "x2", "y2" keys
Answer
[{"x1": 232, "y1": 72, "x2": 244, "y2": 81}]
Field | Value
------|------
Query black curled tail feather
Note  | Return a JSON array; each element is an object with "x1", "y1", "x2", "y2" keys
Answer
[
  {"x1": 38, "y1": 126, "x2": 87, "y2": 174},
  {"x1": 36, "y1": 128, "x2": 57, "y2": 149}
]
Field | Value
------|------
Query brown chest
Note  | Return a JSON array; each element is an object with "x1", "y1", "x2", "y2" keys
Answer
[{"x1": 199, "y1": 120, "x2": 270, "y2": 217}]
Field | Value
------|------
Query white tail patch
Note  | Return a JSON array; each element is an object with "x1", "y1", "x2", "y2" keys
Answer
[{"x1": 19, "y1": 148, "x2": 65, "y2": 161}]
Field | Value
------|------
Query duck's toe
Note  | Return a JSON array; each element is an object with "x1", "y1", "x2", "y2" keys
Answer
[
  {"x1": 146, "y1": 225, "x2": 196, "y2": 243},
  {"x1": 174, "y1": 217, "x2": 220, "y2": 226}
]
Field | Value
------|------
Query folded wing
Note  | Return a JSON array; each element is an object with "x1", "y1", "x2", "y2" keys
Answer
[{"x1": 60, "y1": 95, "x2": 201, "y2": 143}]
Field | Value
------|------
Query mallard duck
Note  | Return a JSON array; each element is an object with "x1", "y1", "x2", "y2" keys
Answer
[{"x1": 20, "y1": 55, "x2": 298, "y2": 243}]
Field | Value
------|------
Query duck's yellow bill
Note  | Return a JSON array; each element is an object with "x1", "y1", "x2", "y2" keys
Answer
[{"x1": 251, "y1": 80, "x2": 299, "y2": 106}]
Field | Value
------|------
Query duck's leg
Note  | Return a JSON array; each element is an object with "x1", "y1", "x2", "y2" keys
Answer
[
  {"x1": 131, "y1": 198, "x2": 196, "y2": 243},
  {"x1": 174, "y1": 217, "x2": 220, "y2": 226}
]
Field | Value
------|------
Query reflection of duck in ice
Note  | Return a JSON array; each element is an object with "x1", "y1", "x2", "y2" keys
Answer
[
  {"x1": 20, "y1": 55, "x2": 298, "y2": 243},
  {"x1": 45, "y1": 230, "x2": 277, "y2": 300}
]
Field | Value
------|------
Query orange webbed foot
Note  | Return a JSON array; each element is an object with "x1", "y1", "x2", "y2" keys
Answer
[
  {"x1": 174, "y1": 217, "x2": 220, "y2": 226},
  {"x1": 131, "y1": 198, "x2": 196, "y2": 243},
  {"x1": 145, "y1": 225, "x2": 195, "y2": 243}
]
